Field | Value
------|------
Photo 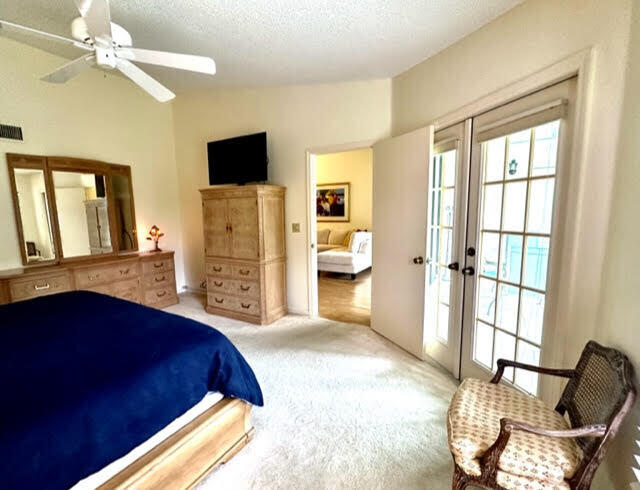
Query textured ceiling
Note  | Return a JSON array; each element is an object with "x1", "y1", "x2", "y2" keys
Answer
[{"x1": 0, "y1": 0, "x2": 523, "y2": 93}]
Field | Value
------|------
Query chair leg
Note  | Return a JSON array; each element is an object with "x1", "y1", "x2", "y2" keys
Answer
[{"x1": 452, "y1": 466, "x2": 467, "y2": 490}]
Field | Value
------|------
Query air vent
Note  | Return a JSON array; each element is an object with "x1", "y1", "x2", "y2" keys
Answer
[{"x1": 0, "y1": 124, "x2": 23, "y2": 141}]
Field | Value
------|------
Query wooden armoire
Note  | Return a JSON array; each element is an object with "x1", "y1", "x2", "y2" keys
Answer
[{"x1": 200, "y1": 185, "x2": 287, "y2": 324}]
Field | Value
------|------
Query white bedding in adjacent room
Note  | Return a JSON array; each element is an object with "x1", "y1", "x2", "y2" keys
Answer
[{"x1": 72, "y1": 391, "x2": 225, "y2": 489}]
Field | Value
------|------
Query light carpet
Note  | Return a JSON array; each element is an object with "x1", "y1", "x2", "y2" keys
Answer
[{"x1": 166, "y1": 293, "x2": 459, "y2": 489}]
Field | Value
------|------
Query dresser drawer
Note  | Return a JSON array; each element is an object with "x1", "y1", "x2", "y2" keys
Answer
[
  {"x1": 143, "y1": 270, "x2": 175, "y2": 289},
  {"x1": 10, "y1": 273, "x2": 71, "y2": 301},
  {"x1": 85, "y1": 284, "x2": 112, "y2": 296},
  {"x1": 142, "y1": 257, "x2": 174, "y2": 275},
  {"x1": 144, "y1": 285, "x2": 176, "y2": 305},
  {"x1": 206, "y1": 261, "x2": 232, "y2": 277},
  {"x1": 113, "y1": 278, "x2": 141, "y2": 303},
  {"x1": 75, "y1": 261, "x2": 138, "y2": 289},
  {"x1": 207, "y1": 292, "x2": 260, "y2": 316},
  {"x1": 232, "y1": 263, "x2": 259, "y2": 280}
]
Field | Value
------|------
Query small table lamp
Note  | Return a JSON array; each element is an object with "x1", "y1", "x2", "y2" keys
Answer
[{"x1": 146, "y1": 225, "x2": 164, "y2": 252}]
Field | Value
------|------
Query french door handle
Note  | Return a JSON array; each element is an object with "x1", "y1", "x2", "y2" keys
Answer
[
  {"x1": 447, "y1": 262, "x2": 459, "y2": 271},
  {"x1": 461, "y1": 266, "x2": 475, "y2": 276}
]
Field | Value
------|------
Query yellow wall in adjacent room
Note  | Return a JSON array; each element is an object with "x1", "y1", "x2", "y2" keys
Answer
[
  {"x1": 0, "y1": 37, "x2": 184, "y2": 287},
  {"x1": 315, "y1": 148, "x2": 372, "y2": 234}
]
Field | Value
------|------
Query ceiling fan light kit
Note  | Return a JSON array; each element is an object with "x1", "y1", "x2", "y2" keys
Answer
[{"x1": 0, "y1": 0, "x2": 217, "y2": 102}]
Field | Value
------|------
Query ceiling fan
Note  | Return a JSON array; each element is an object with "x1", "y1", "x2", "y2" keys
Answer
[{"x1": 0, "y1": 0, "x2": 216, "y2": 102}]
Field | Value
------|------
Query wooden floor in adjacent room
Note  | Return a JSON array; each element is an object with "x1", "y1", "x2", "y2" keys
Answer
[{"x1": 318, "y1": 269, "x2": 371, "y2": 326}]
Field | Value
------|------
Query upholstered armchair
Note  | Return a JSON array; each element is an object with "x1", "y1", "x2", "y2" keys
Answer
[{"x1": 447, "y1": 341, "x2": 636, "y2": 489}]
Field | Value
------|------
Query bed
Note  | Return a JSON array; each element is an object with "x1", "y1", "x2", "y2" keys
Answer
[{"x1": 0, "y1": 291, "x2": 263, "y2": 489}]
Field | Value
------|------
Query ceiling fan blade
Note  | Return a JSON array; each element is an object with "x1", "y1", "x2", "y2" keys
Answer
[
  {"x1": 115, "y1": 59, "x2": 175, "y2": 102},
  {"x1": 41, "y1": 55, "x2": 93, "y2": 84},
  {"x1": 0, "y1": 19, "x2": 93, "y2": 50},
  {"x1": 116, "y1": 48, "x2": 216, "y2": 75},
  {"x1": 74, "y1": 0, "x2": 112, "y2": 41}
]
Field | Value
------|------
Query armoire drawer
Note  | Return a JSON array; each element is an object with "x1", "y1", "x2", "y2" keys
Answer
[
  {"x1": 232, "y1": 264, "x2": 259, "y2": 280},
  {"x1": 10, "y1": 273, "x2": 71, "y2": 302},
  {"x1": 207, "y1": 292, "x2": 260, "y2": 316},
  {"x1": 206, "y1": 261, "x2": 232, "y2": 277}
]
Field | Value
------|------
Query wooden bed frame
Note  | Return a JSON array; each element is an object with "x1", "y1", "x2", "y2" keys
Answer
[{"x1": 99, "y1": 398, "x2": 253, "y2": 489}]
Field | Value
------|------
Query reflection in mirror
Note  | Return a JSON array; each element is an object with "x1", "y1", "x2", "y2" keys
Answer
[
  {"x1": 112, "y1": 174, "x2": 136, "y2": 251},
  {"x1": 14, "y1": 168, "x2": 56, "y2": 263},
  {"x1": 53, "y1": 171, "x2": 113, "y2": 258}
]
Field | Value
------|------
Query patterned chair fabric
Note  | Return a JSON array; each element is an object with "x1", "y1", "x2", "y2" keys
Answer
[{"x1": 447, "y1": 379, "x2": 583, "y2": 489}]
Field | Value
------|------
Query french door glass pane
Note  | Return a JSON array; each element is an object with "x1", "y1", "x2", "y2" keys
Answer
[
  {"x1": 506, "y1": 130, "x2": 531, "y2": 180},
  {"x1": 499, "y1": 234, "x2": 523, "y2": 283},
  {"x1": 502, "y1": 181, "x2": 527, "y2": 232},
  {"x1": 427, "y1": 148, "x2": 457, "y2": 344},
  {"x1": 485, "y1": 138, "x2": 506, "y2": 182},
  {"x1": 480, "y1": 232, "x2": 499, "y2": 278},
  {"x1": 472, "y1": 120, "x2": 560, "y2": 395}
]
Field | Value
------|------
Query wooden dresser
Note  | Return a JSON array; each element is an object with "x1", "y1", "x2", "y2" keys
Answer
[
  {"x1": 0, "y1": 251, "x2": 178, "y2": 309},
  {"x1": 200, "y1": 185, "x2": 286, "y2": 324}
]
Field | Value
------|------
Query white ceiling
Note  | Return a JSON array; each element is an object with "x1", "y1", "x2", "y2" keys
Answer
[{"x1": 0, "y1": 0, "x2": 523, "y2": 93}]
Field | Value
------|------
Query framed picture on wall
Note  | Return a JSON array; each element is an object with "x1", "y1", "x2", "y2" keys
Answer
[{"x1": 317, "y1": 183, "x2": 350, "y2": 222}]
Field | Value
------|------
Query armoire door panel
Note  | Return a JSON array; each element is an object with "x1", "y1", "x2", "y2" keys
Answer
[
  {"x1": 203, "y1": 198, "x2": 229, "y2": 257},
  {"x1": 262, "y1": 196, "x2": 285, "y2": 261},
  {"x1": 228, "y1": 197, "x2": 260, "y2": 260}
]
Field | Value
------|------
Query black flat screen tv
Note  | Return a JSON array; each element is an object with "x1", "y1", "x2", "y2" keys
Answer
[{"x1": 207, "y1": 132, "x2": 268, "y2": 185}]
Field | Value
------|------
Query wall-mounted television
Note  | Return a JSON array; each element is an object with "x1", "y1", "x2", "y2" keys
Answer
[{"x1": 207, "y1": 132, "x2": 268, "y2": 185}]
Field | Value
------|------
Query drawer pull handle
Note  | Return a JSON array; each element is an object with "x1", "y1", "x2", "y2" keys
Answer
[
  {"x1": 34, "y1": 283, "x2": 50, "y2": 291},
  {"x1": 155, "y1": 275, "x2": 166, "y2": 282},
  {"x1": 213, "y1": 266, "x2": 222, "y2": 272},
  {"x1": 241, "y1": 302, "x2": 251, "y2": 309},
  {"x1": 214, "y1": 297, "x2": 224, "y2": 304},
  {"x1": 153, "y1": 262, "x2": 163, "y2": 268},
  {"x1": 239, "y1": 269, "x2": 250, "y2": 276},
  {"x1": 156, "y1": 291, "x2": 167, "y2": 298},
  {"x1": 240, "y1": 285, "x2": 250, "y2": 292},
  {"x1": 214, "y1": 281, "x2": 223, "y2": 287},
  {"x1": 120, "y1": 268, "x2": 130, "y2": 275},
  {"x1": 89, "y1": 274, "x2": 99, "y2": 281}
]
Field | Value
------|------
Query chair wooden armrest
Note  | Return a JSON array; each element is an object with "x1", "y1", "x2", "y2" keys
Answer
[
  {"x1": 490, "y1": 359, "x2": 576, "y2": 384},
  {"x1": 479, "y1": 418, "x2": 605, "y2": 480}
]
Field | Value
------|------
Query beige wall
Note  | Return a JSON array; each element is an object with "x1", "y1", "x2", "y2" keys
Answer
[
  {"x1": 172, "y1": 81, "x2": 391, "y2": 313},
  {"x1": 316, "y1": 148, "x2": 372, "y2": 234},
  {"x1": 0, "y1": 37, "x2": 185, "y2": 287},
  {"x1": 391, "y1": 0, "x2": 634, "y2": 486},
  {"x1": 595, "y1": 0, "x2": 640, "y2": 486}
]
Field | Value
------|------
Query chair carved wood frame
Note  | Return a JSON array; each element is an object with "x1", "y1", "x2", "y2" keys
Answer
[{"x1": 452, "y1": 341, "x2": 637, "y2": 490}]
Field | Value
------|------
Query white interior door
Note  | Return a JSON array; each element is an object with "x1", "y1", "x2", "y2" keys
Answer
[
  {"x1": 371, "y1": 126, "x2": 433, "y2": 359},
  {"x1": 460, "y1": 78, "x2": 577, "y2": 395},
  {"x1": 423, "y1": 121, "x2": 470, "y2": 376}
]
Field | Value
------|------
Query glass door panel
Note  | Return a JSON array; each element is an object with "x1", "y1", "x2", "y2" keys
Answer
[{"x1": 424, "y1": 121, "x2": 470, "y2": 377}]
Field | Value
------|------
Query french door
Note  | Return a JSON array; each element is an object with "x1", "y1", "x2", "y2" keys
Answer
[{"x1": 459, "y1": 78, "x2": 577, "y2": 395}]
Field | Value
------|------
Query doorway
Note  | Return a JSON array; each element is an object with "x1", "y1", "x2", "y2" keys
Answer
[{"x1": 307, "y1": 145, "x2": 374, "y2": 326}]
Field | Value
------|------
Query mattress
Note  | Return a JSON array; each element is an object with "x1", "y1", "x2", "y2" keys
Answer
[{"x1": 72, "y1": 391, "x2": 225, "y2": 489}]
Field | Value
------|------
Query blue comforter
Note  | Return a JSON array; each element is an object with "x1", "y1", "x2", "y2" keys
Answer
[{"x1": 0, "y1": 291, "x2": 263, "y2": 489}]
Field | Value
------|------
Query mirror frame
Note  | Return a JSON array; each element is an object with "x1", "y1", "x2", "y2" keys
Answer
[{"x1": 6, "y1": 153, "x2": 139, "y2": 266}]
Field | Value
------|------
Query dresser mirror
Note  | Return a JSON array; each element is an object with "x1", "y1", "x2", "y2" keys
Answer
[
  {"x1": 6, "y1": 154, "x2": 138, "y2": 266},
  {"x1": 11, "y1": 168, "x2": 56, "y2": 263},
  {"x1": 52, "y1": 171, "x2": 113, "y2": 258}
]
